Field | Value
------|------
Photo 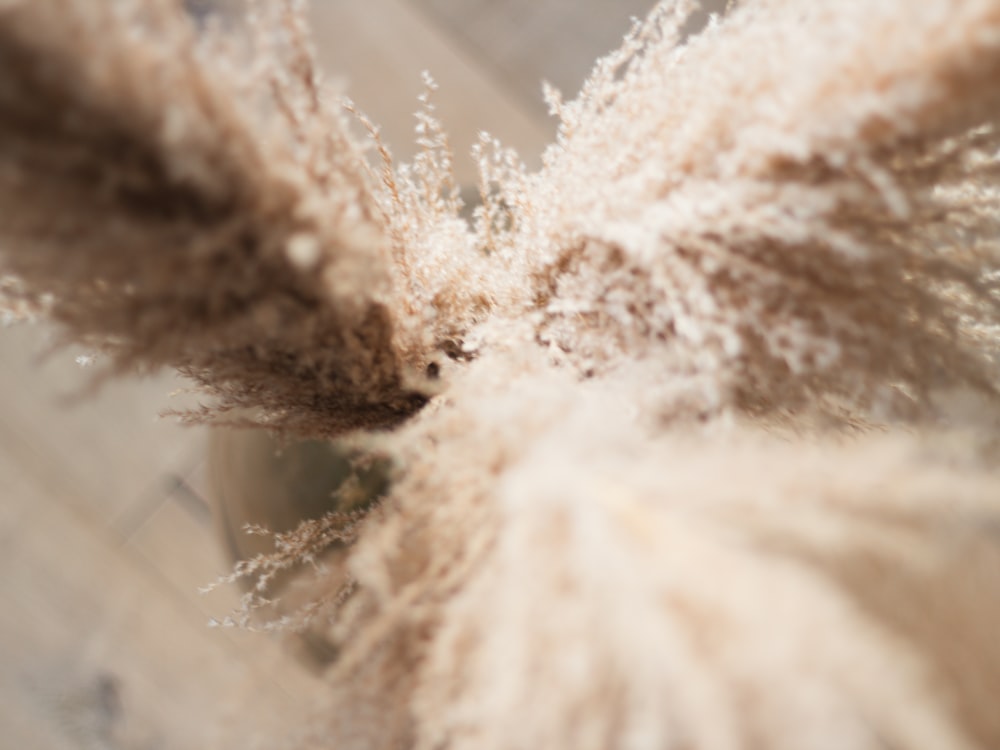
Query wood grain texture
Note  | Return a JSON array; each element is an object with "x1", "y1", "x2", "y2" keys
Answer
[
  {"x1": 408, "y1": 0, "x2": 660, "y2": 115},
  {"x1": 0, "y1": 445, "x2": 321, "y2": 749},
  {"x1": 0, "y1": 324, "x2": 203, "y2": 527},
  {"x1": 309, "y1": 0, "x2": 553, "y2": 184}
]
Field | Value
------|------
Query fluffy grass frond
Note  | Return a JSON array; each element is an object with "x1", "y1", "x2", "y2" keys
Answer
[{"x1": 0, "y1": 0, "x2": 427, "y2": 434}]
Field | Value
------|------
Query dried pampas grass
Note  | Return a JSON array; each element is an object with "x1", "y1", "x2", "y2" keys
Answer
[
  {"x1": 0, "y1": 0, "x2": 426, "y2": 434},
  {"x1": 3, "y1": 0, "x2": 1000, "y2": 748}
]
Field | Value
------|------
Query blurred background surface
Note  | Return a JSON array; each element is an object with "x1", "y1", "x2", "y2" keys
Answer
[{"x1": 0, "y1": 1, "x2": 752, "y2": 746}]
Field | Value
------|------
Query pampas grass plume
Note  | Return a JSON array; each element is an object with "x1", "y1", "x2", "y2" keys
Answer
[{"x1": 2, "y1": 1, "x2": 1000, "y2": 748}]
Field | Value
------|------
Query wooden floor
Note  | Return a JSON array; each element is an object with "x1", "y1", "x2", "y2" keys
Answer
[{"x1": 0, "y1": 2, "x2": 664, "y2": 747}]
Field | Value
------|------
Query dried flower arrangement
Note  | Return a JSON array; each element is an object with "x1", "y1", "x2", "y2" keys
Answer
[{"x1": 3, "y1": 0, "x2": 1000, "y2": 748}]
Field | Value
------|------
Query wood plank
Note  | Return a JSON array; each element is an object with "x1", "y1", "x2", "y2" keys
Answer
[
  {"x1": 407, "y1": 0, "x2": 730, "y2": 117},
  {"x1": 0, "y1": 446, "x2": 319, "y2": 749},
  {"x1": 407, "y1": 0, "x2": 660, "y2": 114},
  {"x1": 0, "y1": 322, "x2": 205, "y2": 527},
  {"x1": 125, "y1": 473, "x2": 334, "y2": 697},
  {"x1": 308, "y1": 0, "x2": 553, "y2": 185}
]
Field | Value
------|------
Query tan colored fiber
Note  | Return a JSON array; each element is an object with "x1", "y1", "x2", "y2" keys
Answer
[{"x1": 3, "y1": 1, "x2": 1000, "y2": 748}]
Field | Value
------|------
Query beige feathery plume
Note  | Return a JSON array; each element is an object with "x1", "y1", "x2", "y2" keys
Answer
[
  {"x1": 3, "y1": 1, "x2": 1000, "y2": 749},
  {"x1": 444, "y1": 0, "x2": 1000, "y2": 422},
  {"x1": 0, "y1": 0, "x2": 428, "y2": 434}
]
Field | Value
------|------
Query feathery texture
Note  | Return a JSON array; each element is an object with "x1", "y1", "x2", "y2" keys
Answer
[
  {"x1": 520, "y1": 0, "x2": 1000, "y2": 421},
  {"x1": 0, "y1": 0, "x2": 429, "y2": 434},
  {"x1": 341, "y1": 363, "x2": 1000, "y2": 750},
  {"x1": 2, "y1": 1, "x2": 1000, "y2": 749}
]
